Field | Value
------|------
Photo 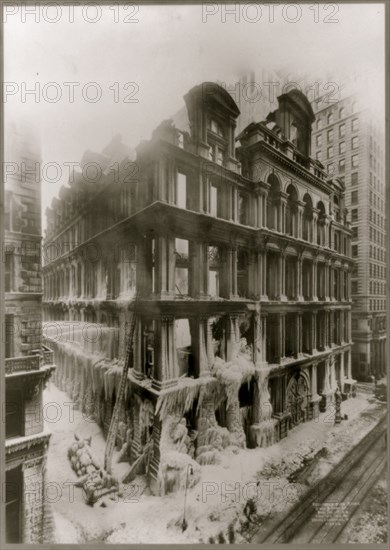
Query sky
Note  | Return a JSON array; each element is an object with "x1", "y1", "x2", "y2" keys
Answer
[{"x1": 3, "y1": 3, "x2": 385, "y2": 225}]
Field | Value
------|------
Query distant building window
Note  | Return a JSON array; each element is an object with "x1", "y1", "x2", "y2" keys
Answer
[
  {"x1": 339, "y1": 107, "x2": 345, "y2": 118},
  {"x1": 327, "y1": 113, "x2": 334, "y2": 125},
  {"x1": 351, "y1": 102, "x2": 357, "y2": 114},
  {"x1": 338, "y1": 159, "x2": 345, "y2": 172},
  {"x1": 327, "y1": 146, "x2": 333, "y2": 159},
  {"x1": 339, "y1": 142, "x2": 345, "y2": 154},
  {"x1": 352, "y1": 136, "x2": 358, "y2": 150},
  {"x1": 352, "y1": 318, "x2": 358, "y2": 330},
  {"x1": 339, "y1": 123, "x2": 345, "y2": 138},
  {"x1": 327, "y1": 163, "x2": 334, "y2": 175},
  {"x1": 5, "y1": 252, "x2": 14, "y2": 292},
  {"x1": 327, "y1": 129, "x2": 334, "y2": 142},
  {"x1": 352, "y1": 118, "x2": 358, "y2": 132},
  {"x1": 351, "y1": 172, "x2": 358, "y2": 186},
  {"x1": 352, "y1": 226, "x2": 358, "y2": 239},
  {"x1": 351, "y1": 209, "x2": 358, "y2": 221},
  {"x1": 5, "y1": 314, "x2": 14, "y2": 358},
  {"x1": 351, "y1": 190, "x2": 358, "y2": 204},
  {"x1": 317, "y1": 118, "x2": 322, "y2": 130},
  {"x1": 352, "y1": 280, "x2": 358, "y2": 294},
  {"x1": 316, "y1": 151, "x2": 322, "y2": 161},
  {"x1": 351, "y1": 154, "x2": 359, "y2": 168},
  {"x1": 352, "y1": 245, "x2": 358, "y2": 257}
]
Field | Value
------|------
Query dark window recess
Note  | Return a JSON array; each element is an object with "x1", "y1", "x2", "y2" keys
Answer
[
  {"x1": 6, "y1": 466, "x2": 22, "y2": 543},
  {"x1": 6, "y1": 386, "x2": 24, "y2": 439}
]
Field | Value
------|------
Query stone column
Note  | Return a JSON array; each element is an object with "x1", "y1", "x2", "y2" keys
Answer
[
  {"x1": 192, "y1": 316, "x2": 209, "y2": 376},
  {"x1": 347, "y1": 350, "x2": 352, "y2": 379},
  {"x1": 262, "y1": 249, "x2": 268, "y2": 298},
  {"x1": 324, "y1": 310, "x2": 329, "y2": 348},
  {"x1": 189, "y1": 241, "x2": 208, "y2": 298},
  {"x1": 225, "y1": 315, "x2": 238, "y2": 362},
  {"x1": 206, "y1": 318, "x2": 215, "y2": 369},
  {"x1": 278, "y1": 313, "x2": 285, "y2": 362},
  {"x1": 312, "y1": 258, "x2": 318, "y2": 300},
  {"x1": 309, "y1": 361, "x2": 321, "y2": 419},
  {"x1": 340, "y1": 310, "x2": 345, "y2": 344},
  {"x1": 247, "y1": 251, "x2": 257, "y2": 298},
  {"x1": 257, "y1": 251, "x2": 263, "y2": 299},
  {"x1": 155, "y1": 236, "x2": 166, "y2": 296},
  {"x1": 330, "y1": 356, "x2": 337, "y2": 390},
  {"x1": 324, "y1": 260, "x2": 330, "y2": 301},
  {"x1": 295, "y1": 312, "x2": 302, "y2": 357},
  {"x1": 324, "y1": 358, "x2": 331, "y2": 392},
  {"x1": 296, "y1": 254, "x2": 303, "y2": 300},
  {"x1": 263, "y1": 190, "x2": 268, "y2": 228},
  {"x1": 152, "y1": 317, "x2": 169, "y2": 389},
  {"x1": 132, "y1": 319, "x2": 144, "y2": 380},
  {"x1": 167, "y1": 316, "x2": 178, "y2": 380},
  {"x1": 256, "y1": 190, "x2": 263, "y2": 227},
  {"x1": 279, "y1": 193, "x2": 288, "y2": 233},
  {"x1": 278, "y1": 250, "x2": 286, "y2": 300},
  {"x1": 329, "y1": 310, "x2": 335, "y2": 346},
  {"x1": 297, "y1": 201, "x2": 304, "y2": 240},
  {"x1": 339, "y1": 352, "x2": 345, "y2": 391},
  {"x1": 261, "y1": 314, "x2": 267, "y2": 362},
  {"x1": 231, "y1": 247, "x2": 238, "y2": 297},
  {"x1": 202, "y1": 174, "x2": 209, "y2": 213},
  {"x1": 312, "y1": 311, "x2": 317, "y2": 352}
]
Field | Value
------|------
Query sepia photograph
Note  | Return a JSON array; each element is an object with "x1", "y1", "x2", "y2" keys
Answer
[{"x1": 1, "y1": 1, "x2": 388, "y2": 547}]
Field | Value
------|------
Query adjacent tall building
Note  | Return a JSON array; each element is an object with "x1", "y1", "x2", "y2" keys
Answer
[
  {"x1": 42, "y1": 83, "x2": 354, "y2": 495},
  {"x1": 4, "y1": 120, "x2": 55, "y2": 542},
  {"x1": 311, "y1": 96, "x2": 386, "y2": 380}
]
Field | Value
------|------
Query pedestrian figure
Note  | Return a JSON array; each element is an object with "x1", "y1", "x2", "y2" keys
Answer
[{"x1": 334, "y1": 386, "x2": 342, "y2": 424}]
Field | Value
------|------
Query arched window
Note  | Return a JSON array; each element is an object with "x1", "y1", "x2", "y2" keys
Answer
[
  {"x1": 302, "y1": 193, "x2": 313, "y2": 241},
  {"x1": 286, "y1": 184, "x2": 298, "y2": 237},
  {"x1": 266, "y1": 174, "x2": 280, "y2": 230},
  {"x1": 327, "y1": 112, "x2": 334, "y2": 125},
  {"x1": 316, "y1": 201, "x2": 326, "y2": 245},
  {"x1": 339, "y1": 107, "x2": 345, "y2": 119}
]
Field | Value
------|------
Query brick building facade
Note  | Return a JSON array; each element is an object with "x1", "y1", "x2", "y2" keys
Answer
[
  {"x1": 4, "y1": 120, "x2": 55, "y2": 543},
  {"x1": 311, "y1": 96, "x2": 386, "y2": 380}
]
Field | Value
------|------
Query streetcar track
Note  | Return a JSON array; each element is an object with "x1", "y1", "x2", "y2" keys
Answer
[
  {"x1": 304, "y1": 448, "x2": 386, "y2": 543},
  {"x1": 291, "y1": 433, "x2": 386, "y2": 543},
  {"x1": 252, "y1": 416, "x2": 387, "y2": 543},
  {"x1": 317, "y1": 456, "x2": 387, "y2": 543}
]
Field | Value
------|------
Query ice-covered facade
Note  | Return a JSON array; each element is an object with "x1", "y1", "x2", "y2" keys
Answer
[{"x1": 42, "y1": 83, "x2": 355, "y2": 494}]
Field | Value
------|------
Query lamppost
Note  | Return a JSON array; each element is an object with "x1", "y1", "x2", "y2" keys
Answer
[{"x1": 182, "y1": 464, "x2": 193, "y2": 532}]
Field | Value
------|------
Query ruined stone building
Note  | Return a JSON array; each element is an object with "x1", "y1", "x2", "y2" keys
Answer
[
  {"x1": 42, "y1": 83, "x2": 354, "y2": 494},
  {"x1": 4, "y1": 120, "x2": 55, "y2": 542},
  {"x1": 311, "y1": 96, "x2": 386, "y2": 380}
]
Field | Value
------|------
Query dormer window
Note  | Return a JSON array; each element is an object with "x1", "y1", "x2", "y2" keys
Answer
[
  {"x1": 290, "y1": 122, "x2": 298, "y2": 145},
  {"x1": 208, "y1": 119, "x2": 224, "y2": 137}
]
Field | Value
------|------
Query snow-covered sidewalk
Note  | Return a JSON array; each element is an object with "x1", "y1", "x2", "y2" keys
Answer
[{"x1": 43, "y1": 382, "x2": 386, "y2": 543}]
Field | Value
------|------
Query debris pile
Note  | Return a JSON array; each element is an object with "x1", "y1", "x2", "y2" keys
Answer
[{"x1": 67, "y1": 433, "x2": 118, "y2": 505}]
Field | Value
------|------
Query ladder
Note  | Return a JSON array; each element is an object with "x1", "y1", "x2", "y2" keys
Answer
[{"x1": 104, "y1": 296, "x2": 139, "y2": 474}]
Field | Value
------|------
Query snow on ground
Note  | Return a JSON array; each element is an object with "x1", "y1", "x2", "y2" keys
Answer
[
  {"x1": 337, "y1": 469, "x2": 388, "y2": 544},
  {"x1": 44, "y1": 381, "x2": 386, "y2": 544}
]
